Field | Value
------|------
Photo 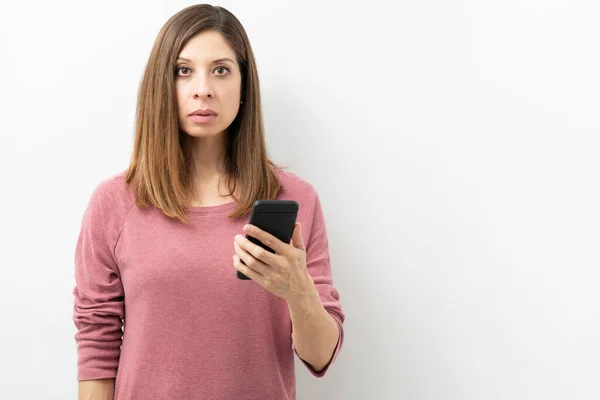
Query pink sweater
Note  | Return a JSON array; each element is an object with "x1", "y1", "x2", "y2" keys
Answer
[{"x1": 72, "y1": 167, "x2": 345, "y2": 399}]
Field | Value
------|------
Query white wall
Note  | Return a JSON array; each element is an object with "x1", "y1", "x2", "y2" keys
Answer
[{"x1": 1, "y1": 0, "x2": 598, "y2": 399}]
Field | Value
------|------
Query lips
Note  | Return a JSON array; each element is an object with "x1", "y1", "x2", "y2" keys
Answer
[{"x1": 189, "y1": 108, "x2": 217, "y2": 116}]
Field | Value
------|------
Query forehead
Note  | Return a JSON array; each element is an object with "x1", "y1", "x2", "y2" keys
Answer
[{"x1": 177, "y1": 31, "x2": 236, "y2": 64}]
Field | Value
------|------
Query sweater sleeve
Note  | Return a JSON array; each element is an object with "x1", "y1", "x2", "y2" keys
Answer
[
  {"x1": 72, "y1": 183, "x2": 125, "y2": 381},
  {"x1": 292, "y1": 190, "x2": 345, "y2": 378}
]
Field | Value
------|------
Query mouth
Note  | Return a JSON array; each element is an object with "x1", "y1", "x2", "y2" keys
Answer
[
  {"x1": 189, "y1": 114, "x2": 217, "y2": 124},
  {"x1": 188, "y1": 109, "x2": 218, "y2": 117}
]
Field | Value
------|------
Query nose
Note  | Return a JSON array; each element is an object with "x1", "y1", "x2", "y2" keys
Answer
[{"x1": 193, "y1": 75, "x2": 214, "y2": 99}]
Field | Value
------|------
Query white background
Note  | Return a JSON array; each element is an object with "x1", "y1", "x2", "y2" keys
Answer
[{"x1": 1, "y1": 1, "x2": 599, "y2": 399}]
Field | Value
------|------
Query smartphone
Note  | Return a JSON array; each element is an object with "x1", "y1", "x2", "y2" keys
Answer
[{"x1": 237, "y1": 199, "x2": 299, "y2": 280}]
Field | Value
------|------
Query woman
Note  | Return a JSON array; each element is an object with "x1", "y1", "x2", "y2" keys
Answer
[{"x1": 72, "y1": 4, "x2": 345, "y2": 400}]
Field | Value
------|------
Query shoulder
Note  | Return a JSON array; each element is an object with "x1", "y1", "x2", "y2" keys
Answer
[
  {"x1": 274, "y1": 167, "x2": 318, "y2": 200},
  {"x1": 88, "y1": 169, "x2": 135, "y2": 208},
  {"x1": 273, "y1": 168, "x2": 325, "y2": 228},
  {"x1": 84, "y1": 169, "x2": 136, "y2": 234},
  {"x1": 274, "y1": 168, "x2": 330, "y2": 252}
]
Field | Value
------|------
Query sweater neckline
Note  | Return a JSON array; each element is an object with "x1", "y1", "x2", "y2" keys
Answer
[{"x1": 187, "y1": 200, "x2": 238, "y2": 215}]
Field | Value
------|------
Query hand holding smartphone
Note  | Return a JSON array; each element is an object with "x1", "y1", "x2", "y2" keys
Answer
[{"x1": 237, "y1": 200, "x2": 299, "y2": 280}]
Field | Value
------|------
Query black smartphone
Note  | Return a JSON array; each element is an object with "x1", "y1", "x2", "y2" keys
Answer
[{"x1": 237, "y1": 200, "x2": 299, "y2": 280}]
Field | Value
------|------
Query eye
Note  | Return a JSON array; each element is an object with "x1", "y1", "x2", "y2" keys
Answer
[
  {"x1": 175, "y1": 65, "x2": 230, "y2": 77},
  {"x1": 215, "y1": 66, "x2": 230, "y2": 75},
  {"x1": 176, "y1": 66, "x2": 191, "y2": 76}
]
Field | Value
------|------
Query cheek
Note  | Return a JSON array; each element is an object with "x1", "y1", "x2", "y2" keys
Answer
[
  {"x1": 215, "y1": 91, "x2": 240, "y2": 120},
  {"x1": 175, "y1": 86, "x2": 187, "y2": 111},
  {"x1": 222, "y1": 85, "x2": 240, "y2": 103}
]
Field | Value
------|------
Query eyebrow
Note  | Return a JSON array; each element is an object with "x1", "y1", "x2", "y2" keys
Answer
[{"x1": 176, "y1": 57, "x2": 235, "y2": 65}]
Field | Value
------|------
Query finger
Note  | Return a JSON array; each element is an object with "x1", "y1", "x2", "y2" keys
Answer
[
  {"x1": 234, "y1": 241, "x2": 268, "y2": 275},
  {"x1": 233, "y1": 254, "x2": 263, "y2": 280},
  {"x1": 235, "y1": 233, "x2": 280, "y2": 265},
  {"x1": 242, "y1": 224, "x2": 289, "y2": 256}
]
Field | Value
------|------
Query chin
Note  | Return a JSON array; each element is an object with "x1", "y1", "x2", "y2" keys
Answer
[
  {"x1": 183, "y1": 126, "x2": 231, "y2": 139},
  {"x1": 184, "y1": 130, "x2": 220, "y2": 137}
]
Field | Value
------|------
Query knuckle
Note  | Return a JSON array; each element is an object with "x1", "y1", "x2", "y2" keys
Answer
[
  {"x1": 271, "y1": 276, "x2": 282, "y2": 286},
  {"x1": 256, "y1": 248, "x2": 266, "y2": 259}
]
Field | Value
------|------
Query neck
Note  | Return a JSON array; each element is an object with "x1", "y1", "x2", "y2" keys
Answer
[{"x1": 188, "y1": 130, "x2": 228, "y2": 185}]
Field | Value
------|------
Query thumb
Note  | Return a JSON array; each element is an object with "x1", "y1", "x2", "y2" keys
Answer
[{"x1": 291, "y1": 222, "x2": 305, "y2": 250}]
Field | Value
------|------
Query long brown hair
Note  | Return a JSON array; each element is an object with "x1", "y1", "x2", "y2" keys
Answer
[{"x1": 125, "y1": 4, "x2": 285, "y2": 226}]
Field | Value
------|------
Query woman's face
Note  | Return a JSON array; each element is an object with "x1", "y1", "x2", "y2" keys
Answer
[{"x1": 175, "y1": 31, "x2": 242, "y2": 138}]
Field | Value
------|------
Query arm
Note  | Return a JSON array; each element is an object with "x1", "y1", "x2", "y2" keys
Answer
[
  {"x1": 288, "y1": 290, "x2": 340, "y2": 372},
  {"x1": 78, "y1": 378, "x2": 115, "y2": 400},
  {"x1": 290, "y1": 189, "x2": 345, "y2": 377},
  {"x1": 73, "y1": 182, "x2": 125, "y2": 386}
]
